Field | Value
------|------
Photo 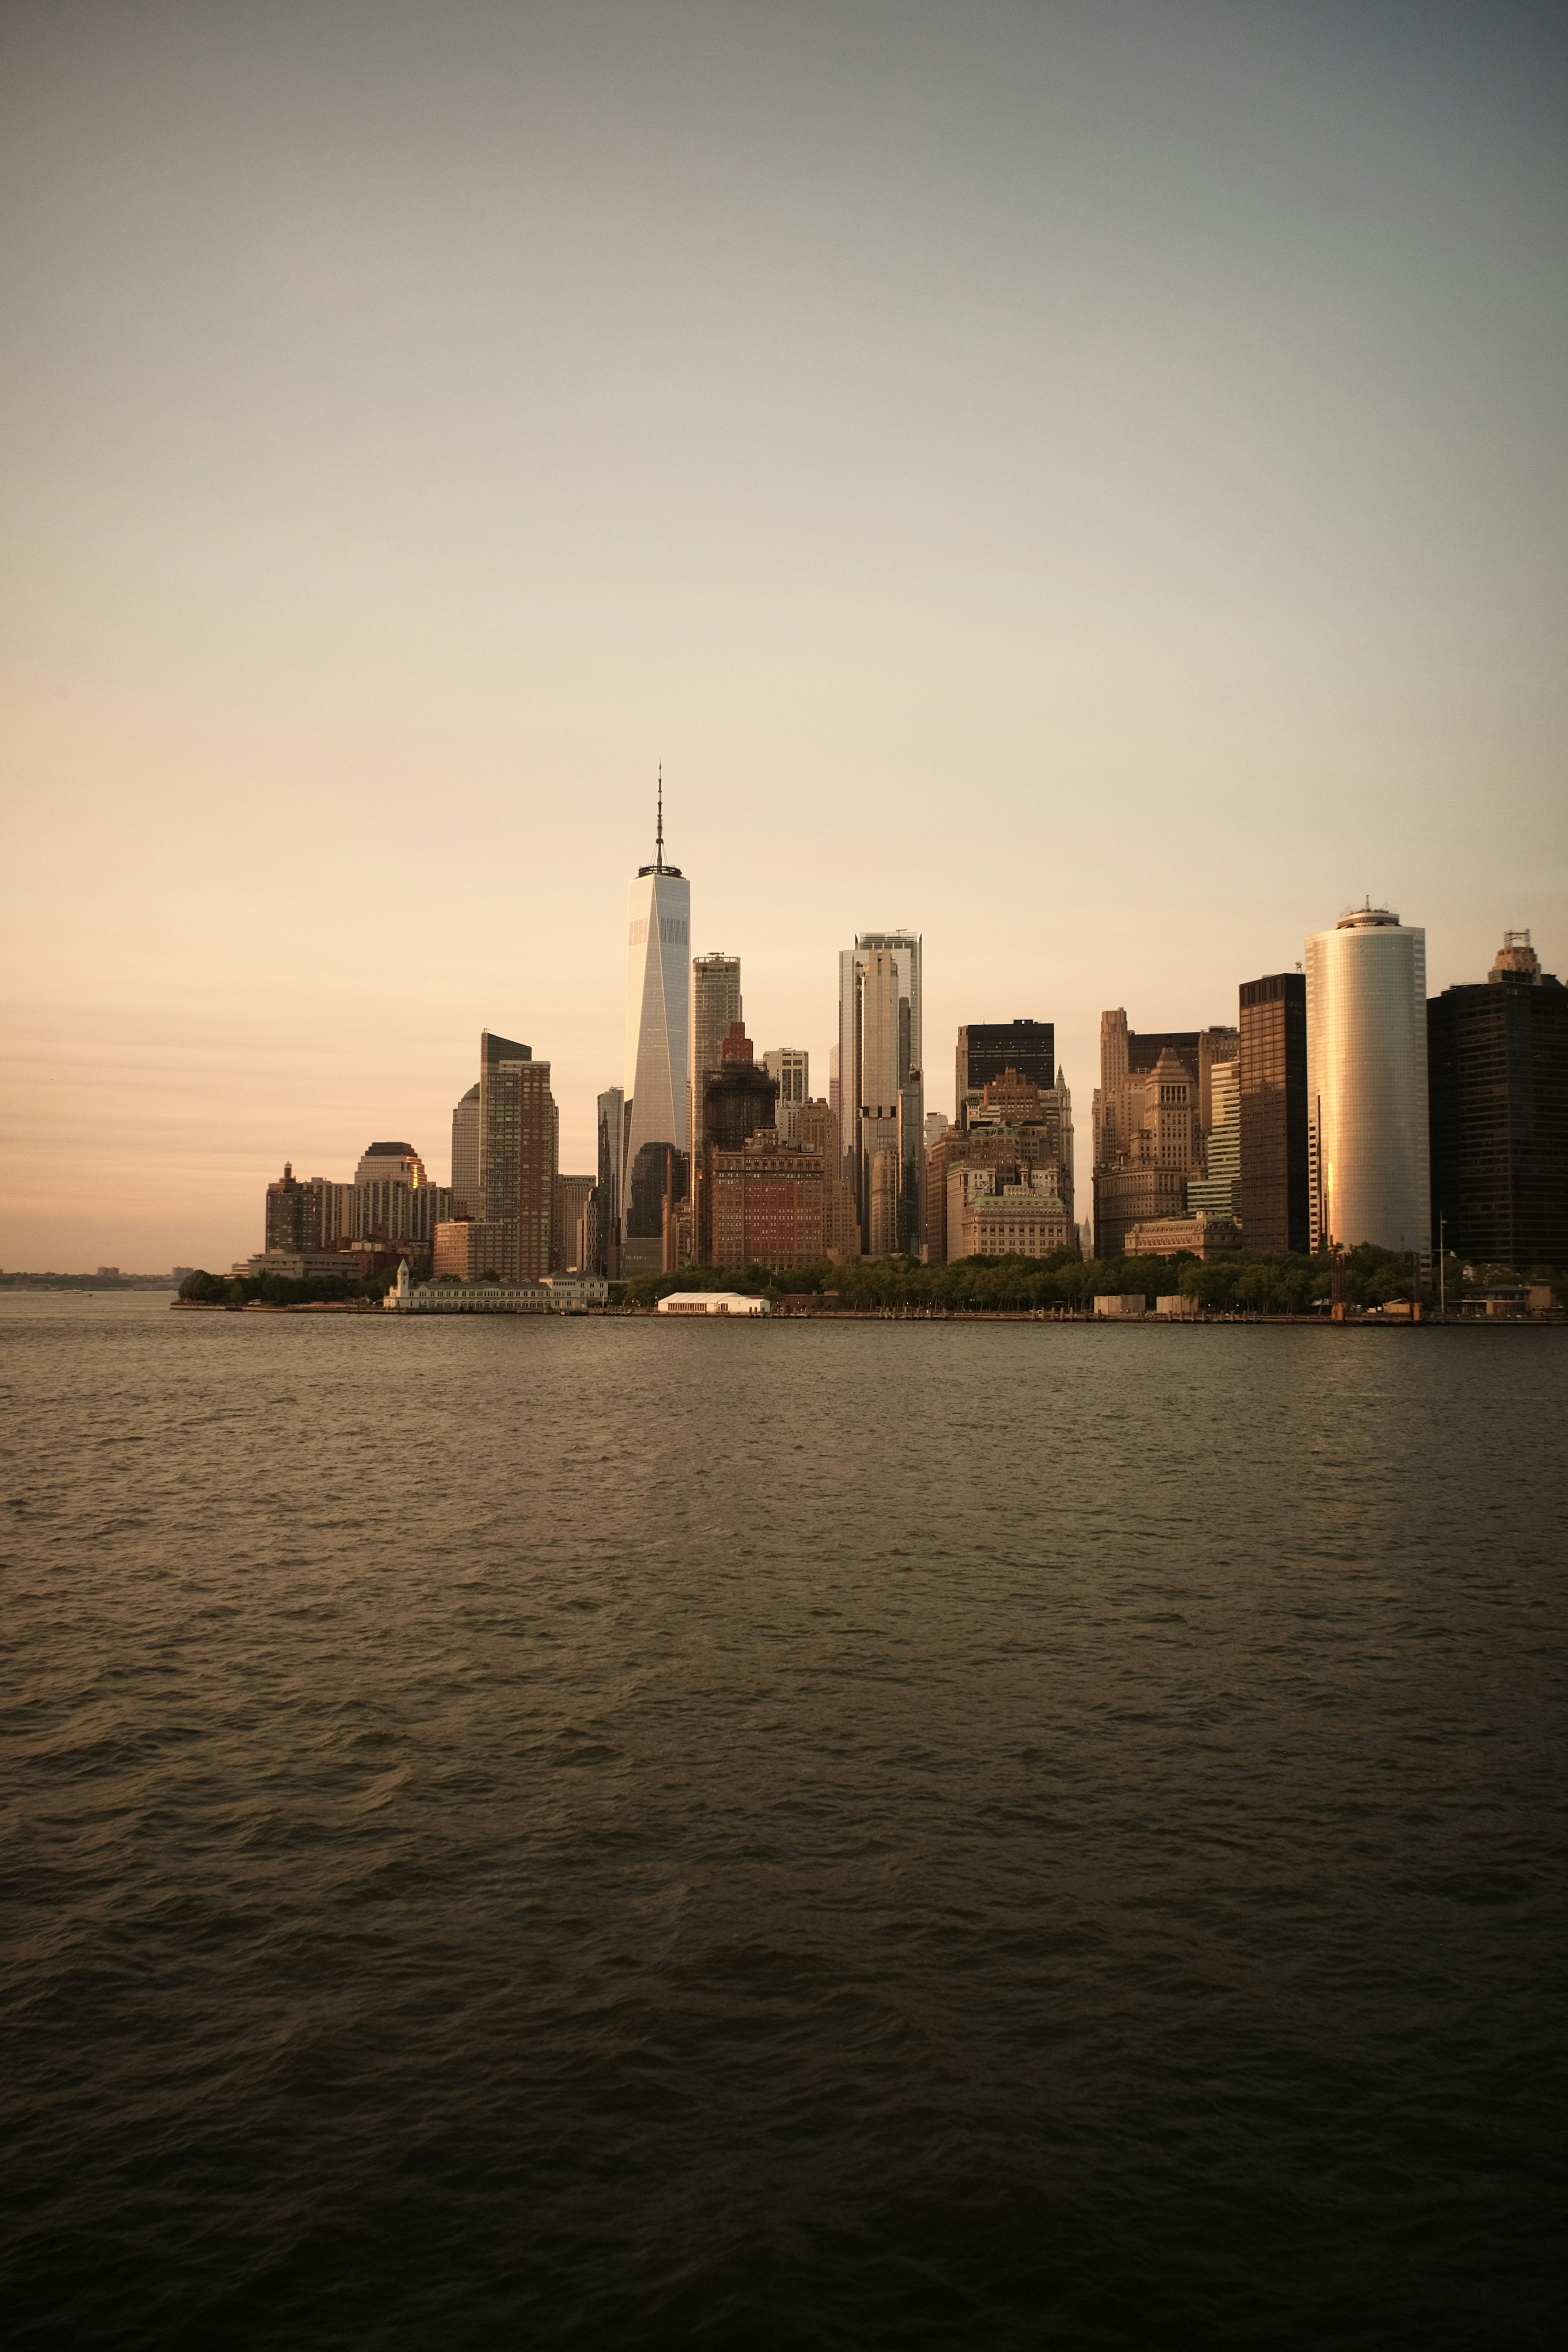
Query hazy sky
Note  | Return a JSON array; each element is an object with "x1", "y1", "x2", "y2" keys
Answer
[{"x1": 3, "y1": 0, "x2": 1565, "y2": 1271}]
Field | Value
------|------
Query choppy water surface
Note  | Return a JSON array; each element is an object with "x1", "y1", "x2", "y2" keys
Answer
[{"x1": 2, "y1": 1295, "x2": 1564, "y2": 2347}]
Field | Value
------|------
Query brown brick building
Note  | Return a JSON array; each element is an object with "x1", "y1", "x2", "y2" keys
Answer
[{"x1": 710, "y1": 1135, "x2": 827, "y2": 1269}]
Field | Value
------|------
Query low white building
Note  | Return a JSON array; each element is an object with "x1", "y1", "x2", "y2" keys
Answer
[
  {"x1": 542, "y1": 1273, "x2": 610, "y2": 1308},
  {"x1": 403, "y1": 1278, "x2": 552, "y2": 1314},
  {"x1": 1093, "y1": 1294, "x2": 1146, "y2": 1319},
  {"x1": 656, "y1": 1291, "x2": 770, "y2": 1317}
]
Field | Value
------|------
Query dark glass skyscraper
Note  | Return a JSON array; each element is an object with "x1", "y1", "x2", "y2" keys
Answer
[
  {"x1": 1428, "y1": 932, "x2": 1568, "y2": 1269},
  {"x1": 956, "y1": 1021, "x2": 1054, "y2": 1125},
  {"x1": 1238, "y1": 974, "x2": 1309, "y2": 1254}
]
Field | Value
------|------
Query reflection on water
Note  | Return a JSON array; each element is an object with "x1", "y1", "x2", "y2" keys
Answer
[{"x1": 2, "y1": 1297, "x2": 1564, "y2": 2348}]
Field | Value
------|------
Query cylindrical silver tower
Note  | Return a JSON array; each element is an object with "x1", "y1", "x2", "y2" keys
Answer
[{"x1": 1305, "y1": 904, "x2": 1430, "y2": 1256}]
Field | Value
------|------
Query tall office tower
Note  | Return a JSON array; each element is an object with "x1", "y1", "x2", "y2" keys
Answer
[
  {"x1": 479, "y1": 1029, "x2": 559, "y2": 1281},
  {"x1": 552, "y1": 1175, "x2": 595, "y2": 1273},
  {"x1": 1305, "y1": 903, "x2": 1429, "y2": 1256},
  {"x1": 1092, "y1": 1048, "x2": 1200, "y2": 1258},
  {"x1": 625, "y1": 1141, "x2": 688, "y2": 1278},
  {"x1": 575, "y1": 1192, "x2": 600, "y2": 1281},
  {"x1": 1428, "y1": 931, "x2": 1568, "y2": 1268},
  {"x1": 762, "y1": 1047, "x2": 809, "y2": 1139},
  {"x1": 623, "y1": 784, "x2": 691, "y2": 1253},
  {"x1": 897, "y1": 1075, "x2": 926, "y2": 1253},
  {"x1": 795, "y1": 1098, "x2": 862, "y2": 1257},
  {"x1": 594, "y1": 1086, "x2": 625, "y2": 1275},
  {"x1": 691, "y1": 953, "x2": 742, "y2": 1157},
  {"x1": 694, "y1": 1023, "x2": 779, "y2": 1260},
  {"x1": 345, "y1": 1142, "x2": 453, "y2": 1243},
  {"x1": 838, "y1": 931, "x2": 922, "y2": 1252},
  {"x1": 1095, "y1": 1012, "x2": 1239, "y2": 1151},
  {"x1": 1238, "y1": 973, "x2": 1309, "y2": 1253},
  {"x1": 924, "y1": 1110, "x2": 948, "y2": 1154},
  {"x1": 451, "y1": 1084, "x2": 481, "y2": 1216},
  {"x1": 1092, "y1": 1009, "x2": 1235, "y2": 1254},
  {"x1": 1188, "y1": 1060, "x2": 1240, "y2": 1221},
  {"x1": 956, "y1": 1020, "x2": 1054, "y2": 1128}
]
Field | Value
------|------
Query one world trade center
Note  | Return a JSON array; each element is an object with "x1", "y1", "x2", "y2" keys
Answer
[{"x1": 621, "y1": 778, "x2": 690, "y2": 1274}]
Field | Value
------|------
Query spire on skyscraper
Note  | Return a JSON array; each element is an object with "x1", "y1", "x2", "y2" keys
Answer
[{"x1": 640, "y1": 765, "x2": 681, "y2": 879}]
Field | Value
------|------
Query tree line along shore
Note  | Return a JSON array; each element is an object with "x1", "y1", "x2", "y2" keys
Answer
[{"x1": 162, "y1": 1247, "x2": 1568, "y2": 1319}]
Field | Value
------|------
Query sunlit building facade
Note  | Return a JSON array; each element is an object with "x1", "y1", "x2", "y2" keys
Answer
[
  {"x1": 837, "y1": 930, "x2": 923, "y2": 1253},
  {"x1": 623, "y1": 796, "x2": 690, "y2": 1264},
  {"x1": 1306, "y1": 904, "x2": 1429, "y2": 1257}
]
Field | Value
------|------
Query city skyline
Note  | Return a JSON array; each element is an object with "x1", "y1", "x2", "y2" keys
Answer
[
  {"x1": 3, "y1": 2, "x2": 1566, "y2": 1270},
  {"x1": 1, "y1": 797, "x2": 1562, "y2": 1270}
]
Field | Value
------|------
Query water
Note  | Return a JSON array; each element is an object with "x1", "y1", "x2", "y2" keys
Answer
[{"x1": 3, "y1": 1294, "x2": 1564, "y2": 2347}]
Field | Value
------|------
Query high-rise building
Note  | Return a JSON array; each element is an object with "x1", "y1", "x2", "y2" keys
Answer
[
  {"x1": 479, "y1": 1029, "x2": 559, "y2": 1281},
  {"x1": 347, "y1": 1143, "x2": 453, "y2": 1244},
  {"x1": 265, "y1": 1163, "x2": 315, "y2": 1252},
  {"x1": 623, "y1": 783, "x2": 691, "y2": 1253},
  {"x1": 1093, "y1": 1047, "x2": 1201, "y2": 1258},
  {"x1": 451, "y1": 1084, "x2": 481, "y2": 1217},
  {"x1": 762, "y1": 1047, "x2": 809, "y2": 1139},
  {"x1": 1238, "y1": 973, "x2": 1309, "y2": 1254},
  {"x1": 710, "y1": 1133, "x2": 827, "y2": 1270},
  {"x1": 795, "y1": 1099, "x2": 861, "y2": 1257},
  {"x1": 1187, "y1": 1059, "x2": 1239, "y2": 1222},
  {"x1": 837, "y1": 930, "x2": 922, "y2": 1253},
  {"x1": 1306, "y1": 903, "x2": 1429, "y2": 1256},
  {"x1": 691, "y1": 953, "x2": 742, "y2": 1157},
  {"x1": 926, "y1": 1070, "x2": 1072, "y2": 1265},
  {"x1": 1428, "y1": 931, "x2": 1568, "y2": 1269},
  {"x1": 552, "y1": 1175, "x2": 595, "y2": 1273},
  {"x1": 624, "y1": 1140, "x2": 688, "y2": 1279},
  {"x1": 1092, "y1": 1010, "x2": 1236, "y2": 1257},
  {"x1": 594, "y1": 1086, "x2": 625, "y2": 1275},
  {"x1": 694, "y1": 1023, "x2": 779, "y2": 1261},
  {"x1": 956, "y1": 1021, "x2": 1054, "y2": 1127},
  {"x1": 1095, "y1": 1012, "x2": 1239, "y2": 1150}
]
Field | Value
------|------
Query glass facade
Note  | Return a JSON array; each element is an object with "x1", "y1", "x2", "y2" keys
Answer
[
  {"x1": 623, "y1": 868, "x2": 691, "y2": 1223},
  {"x1": 1427, "y1": 943, "x2": 1568, "y2": 1269},
  {"x1": 1237, "y1": 973, "x2": 1309, "y2": 1254},
  {"x1": 1306, "y1": 909, "x2": 1429, "y2": 1256}
]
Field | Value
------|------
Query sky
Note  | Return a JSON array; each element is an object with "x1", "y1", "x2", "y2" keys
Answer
[{"x1": 2, "y1": 0, "x2": 1565, "y2": 1272}]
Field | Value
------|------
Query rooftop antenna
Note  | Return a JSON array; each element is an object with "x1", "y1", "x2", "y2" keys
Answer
[{"x1": 656, "y1": 765, "x2": 664, "y2": 868}]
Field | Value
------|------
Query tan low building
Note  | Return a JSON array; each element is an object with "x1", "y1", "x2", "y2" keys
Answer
[
  {"x1": 1123, "y1": 1212, "x2": 1241, "y2": 1260},
  {"x1": 949, "y1": 1165, "x2": 1074, "y2": 1260}
]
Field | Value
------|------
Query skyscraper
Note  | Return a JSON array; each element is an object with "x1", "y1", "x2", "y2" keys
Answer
[
  {"x1": 956, "y1": 1020, "x2": 1054, "y2": 1126},
  {"x1": 762, "y1": 1046, "x2": 809, "y2": 1138},
  {"x1": 552, "y1": 1174, "x2": 595, "y2": 1273},
  {"x1": 1187, "y1": 1059, "x2": 1240, "y2": 1221},
  {"x1": 694, "y1": 1022, "x2": 778, "y2": 1261},
  {"x1": 1306, "y1": 904, "x2": 1429, "y2": 1257},
  {"x1": 450, "y1": 1083, "x2": 481, "y2": 1218},
  {"x1": 594, "y1": 1085, "x2": 625, "y2": 1275},
  {"x1": 691, "y1": 953, "x2": 742, "y2": 1157},
  {"x1": 479, "y1": 1029, "x2": 558, "y2": 1281},
  {"x1": 623, "y1": 781, "x2": 690, "y2": 1247},
  {"x1": 837, "y1": 930, "x2": 922, "y2": 1252},
  {"x1": 1238, "y1": 973, "x2": 1309, "y2": 1253},
  {"x1": 1428, "y1": 931, "x2": 1568, "y2": 1268}
]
